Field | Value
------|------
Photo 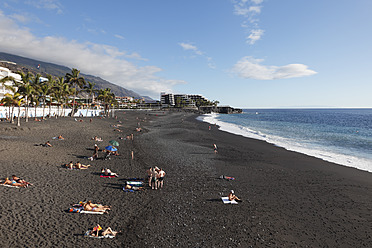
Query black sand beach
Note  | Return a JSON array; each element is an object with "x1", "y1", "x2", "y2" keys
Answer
[{"x1": 1, "y1": 111, "x2": 371, "y2": 247}]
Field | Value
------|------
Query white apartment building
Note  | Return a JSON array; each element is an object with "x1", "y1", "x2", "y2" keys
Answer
[{"x1": 0, "y1": 66, "x2": 22, "y2": 100}]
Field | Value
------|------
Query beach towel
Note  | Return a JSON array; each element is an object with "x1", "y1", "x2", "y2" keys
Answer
[
  {"x1": 1, "y1": 184, "x2": 20, "y2": 188},
  {"x1": 100, "y1": 174, "x2": 117, "y2": 178},
  {"x1": 221, "y1": 197, "x2": 238, "y2": 204},
  {"x1": 126, "y1": 181, "x2": 143, "y2": 186},
  {"x1": 80, "y1": 210, "x2": 105, "y2": 214},
  {"x1": 219, "y1": 175, "x2": 235, "y2": 180},
  {"x1": 84, "y1": 231, "x2": 115, "y2": 238},
  {"x1": 68, "y1": 207, "x2": 105, "y2": 214}
]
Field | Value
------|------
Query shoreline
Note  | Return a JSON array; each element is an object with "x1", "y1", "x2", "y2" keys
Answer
[
  {"x1": 198, "y1": 111, "x2": 372, "y2": 173},
  {"x1": 1, "y1": 110, "x2": 371, "y2": 247}
]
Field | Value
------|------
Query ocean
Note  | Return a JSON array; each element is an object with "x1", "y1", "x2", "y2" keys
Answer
[{"x1": 198, "y1": 109, "x2": 372, "y2": 173}]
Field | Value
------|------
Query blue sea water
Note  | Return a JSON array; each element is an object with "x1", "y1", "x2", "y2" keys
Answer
[{"x1": 198, "y1": 109, "x2": 372, "y2": 172}]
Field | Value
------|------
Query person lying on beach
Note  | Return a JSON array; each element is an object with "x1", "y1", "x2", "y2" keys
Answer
[
  {"x1": 1, "y1": 177, "x2": 27, "y2": 188},
  {"x1": 112, "y1": 150, "x2": 120, "y2": 156},
  {"x1": 57, "y1": 135, "x2": 64, "y2": 140},
  {"x1": 64, "y1": 161, "x2": 74, "y2": 169},
  {"x1": 213, "y1": 144, "x2": 218, "y2": 154},
  {"x1": 101, "y1": 168, "x2": 118, "y2": 177},
  {"x1": 136, "y1": 127, "x2": 142, "y2": 132},
  {"x1": 41, "y1": 141, "x2": 52, "y2": 147},
  {"x1": 75, "y1": 162, "x2": 91, "y2": 169},
  {"x1": 228, "y1": 190, "x2": 242, "y2": 202},
  {"x1": 83, "y1": 201, "x2": 110, "y2": 212},
  {"x1": 88, "y1": 225, "x2": 119, "y2": 237},
  {"x1": 124, "y1": 184, "x2": 144, "y2": 191},
  {"x1": 114, "y1": 128, "x2": 123, "y2": 132},
  {"x1": 92, "y1": 136, "x2": 103, "y2": 141},
  {"x1": 11, "y1": 175, "x2": 33, "y2": 186}
]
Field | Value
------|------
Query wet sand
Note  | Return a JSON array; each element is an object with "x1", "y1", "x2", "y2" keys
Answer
[{"x1": 0, "y1": 111, "x2": 371, "y2": 247}]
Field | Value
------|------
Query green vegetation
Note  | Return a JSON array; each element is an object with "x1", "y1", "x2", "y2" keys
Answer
[{"x1": 0, "y1": 68, "x2": 118, "y2": 126}]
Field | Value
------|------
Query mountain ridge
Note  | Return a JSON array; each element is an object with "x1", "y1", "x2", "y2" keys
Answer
[{"x1": 0, "y1": 52, "x2": 153, "y2": 101}]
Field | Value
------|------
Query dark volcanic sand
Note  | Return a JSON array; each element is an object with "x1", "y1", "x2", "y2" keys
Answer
[{"x1": 0, "y1": 111, "x2": 371, "y2": 247}]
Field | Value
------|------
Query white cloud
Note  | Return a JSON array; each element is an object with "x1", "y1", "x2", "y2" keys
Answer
[
  {"x1": 0, "y1": 11, "x2": 185, "y2": 98},
  {"x1": 249, "y1": 6, "x2": 261, "y2": 14},
  {"x1": 25, "y1": 0, "x2": 63, "y2": 14},
  {"x1": 251, "y1": 0, "x2": 263, "y2": 4},
  {"x1": 179, "y1": 42, "x2": 215, "y2": 69},
  {"x1": 247, "y1": 29, "x2": 264, "y2": 44},
  {"x1": 232, "y1": 0, "x2": 264, "y2": 45},
  {"x1": 179, "y1": 42, "x2": 203, "y2": 55},
  {"x1": 232, "y1": 56, "x2": 317, "y2": 80},
  {"x1": 114, "y1": 34, "x2": 125, "y2": 40}
]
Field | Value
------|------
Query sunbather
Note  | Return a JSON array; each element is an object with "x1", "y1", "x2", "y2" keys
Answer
[
  {"x1": 1, "y1": 177, "x2": 27, "y2": 187},
  {"x1": 11, "y1": 175, "x2": 32, "y2": 186},
  {"x1": 75, "y1": 162, "x2": 91, "y2": 169},
  {"x1": 92, "y1": 136, "x2": 103, "y2": 141},
  {"x1": 65, "y1": 161, "x2": 74, "y2": 169},
  {"x1": 124, "y1": 184, "x2": 144, "y2": 191},
  {"x1": 57, "y1": 135, "x2": 64, "y2": 140},
  {"x1": 101, "y1": 168, "x2": 118, "y2": 177},
  {"x1": 228, "y1": 190, "x2": 242, "y2": 202},
  {"x1": 83, "y1": 201, "x2": 110, "y2": 212},
  {"x1": 41, "y1": 141, "x2": 52, "y2": 147},
  {"x1": 88, "y1": 225, "x2": 119, "y2": 237}
]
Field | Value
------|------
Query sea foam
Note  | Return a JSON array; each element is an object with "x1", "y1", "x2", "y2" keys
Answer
[{"x1": 198, "y1": 113, "x2": 372, "y2": 173}]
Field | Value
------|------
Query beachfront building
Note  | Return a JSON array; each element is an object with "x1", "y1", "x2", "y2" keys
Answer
[
  {"x1": 0, "y1": 66, "x2": 22, "y2": 100},
  {"x1": 115, "y1": 96, "x2": 134, "y2": 108},
  {"x1": 160, "y1": 92, "x2": 175, "y2": 107},
  {"x1": 160, "y1": 92, "x2": 210, "y2": 108}
]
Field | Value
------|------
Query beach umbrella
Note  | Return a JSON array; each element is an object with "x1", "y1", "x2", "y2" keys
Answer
[
  {"x1": 105, "y1": 145, "x2": 118, "y2": 152},
  {"x1": 109, "y1": 140, "x2": 119, "y2": 146}
]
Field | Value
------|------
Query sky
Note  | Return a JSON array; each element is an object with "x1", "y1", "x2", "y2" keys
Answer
[{"x1": 0, "y1": 0, "x2": 371, "y2": 108}]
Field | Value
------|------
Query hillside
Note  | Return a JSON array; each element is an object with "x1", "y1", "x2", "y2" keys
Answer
[{"x1": 0, "y1": 52, "x2": 153, "y2": 101}]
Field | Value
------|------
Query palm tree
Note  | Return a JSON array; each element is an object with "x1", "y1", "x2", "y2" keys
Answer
[
  {"x1": 97, "y1": 88, "x2": 114, "y2": 117},
  {"x1": 39, "y1": 75, "x2": 54, "y2": 119},
  {"x1": 65, "y1": 68, "x2": 86, "y2": 116},
  {"x1": 83, "y1": 81, "x2": 97, "y2": 117},
  {"x1": 1, "y1": 92, "x2": 17, "y2": 123},
  {"x1": 15, "y1": 95, "x2": 24, "y2": 126},
  {"x1": 0, "y1": 79, "x2": 20, "y2": 123},
  {"x1": 16, "y1": 72, "x2": 34, "y2": 122}
]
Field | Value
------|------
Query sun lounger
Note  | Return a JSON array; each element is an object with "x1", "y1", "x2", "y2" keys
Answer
[{"x1": 221, "y1": 197, "x2": 238, "y2": 204}]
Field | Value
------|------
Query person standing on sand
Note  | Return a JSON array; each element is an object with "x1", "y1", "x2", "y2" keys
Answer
[
  {"x1": 146, "y1": 167, "x2": 152, "y2": 187},
  {"x1": 93, "y1": 144, "x2": 99, "y2": 160},
  {"x1": 213, "y1": 144, "x2": 218, "y2": 154},
  {"x1": 150, "y1": 167, "x2": 158, "y2": 190},
  {"x1": 157, "y1": 168, "x2": 166, "y2": 189}
]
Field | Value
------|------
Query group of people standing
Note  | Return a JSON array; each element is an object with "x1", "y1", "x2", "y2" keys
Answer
[{"x1": 147, "y1": 167, "x2": 166, "y2": 190}]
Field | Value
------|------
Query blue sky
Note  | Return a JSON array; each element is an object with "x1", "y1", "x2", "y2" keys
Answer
[{"x1": 0, "y1": 0, "x2": 371, "y2": 108}]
